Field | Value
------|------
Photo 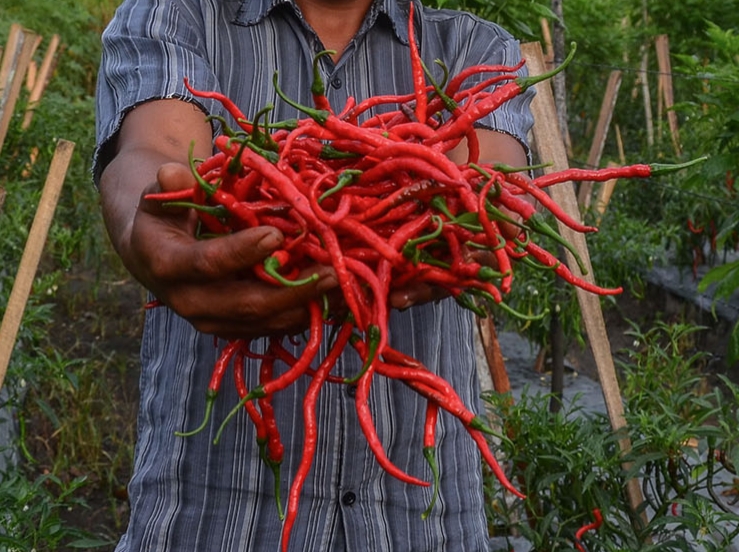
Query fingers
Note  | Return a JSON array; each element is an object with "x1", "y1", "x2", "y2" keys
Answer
[
  {"x1": 389, "y1": 283, "x2": 450, "y2": 310},
  {"x1": 163, "y1": 275, "x2": 336, "y2": 340}
]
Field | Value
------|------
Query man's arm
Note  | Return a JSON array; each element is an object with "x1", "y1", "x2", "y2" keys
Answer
[{"x1": 99, "y1": 99, "x2": 337, "y2": 339}]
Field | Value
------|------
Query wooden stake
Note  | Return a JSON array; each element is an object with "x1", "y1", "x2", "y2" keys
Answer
[
  {"x1": 477, "y1": 315, "x2": 511, "y2": 395},
  {"x1": 521, "y1": 41, "x2": 648, "y2": 526},
  {"x1": 22, "y1": 34, "x2": 60, "y2": 130},
  {"x1": 0, "y1": 139, "x2": 75, "y2": 393},
  {"x1": 0, "y1": 25, "x2": 39, "y2": 154},
  {"x1": 540, "y1": 17, "x2": 554, "y2": 69},
  {"x1": 655, "y1": 35, "x2": 681, "y2": 156},
  {"x1": 635, "y1": 46, "x2": 654, "y2": 147},
  {"x1": 577, "y1": 70, "x2": 622, "y2": 209},
  {"x1": 594, "y1": 161, "x2": 620, "y2": 226},
  {"x1": 0, "y1": 24, "x2": 23, "y2": 99}
]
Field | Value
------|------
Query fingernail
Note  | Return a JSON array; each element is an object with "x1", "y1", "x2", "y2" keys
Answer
[
  {"x1": 316, "y1": 271, "x2": 338, "y2": 293},
  {"x1": 257, "y1": 230, "x2": 282, "y2": 253},
  {"x1": 396, "y1": 294, "x2": 413, "y2": 311}
]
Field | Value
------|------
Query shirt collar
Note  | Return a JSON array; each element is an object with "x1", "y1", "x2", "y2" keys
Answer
[{"x1": 233, "y1": 0, "x2": 411, "y2": 45}]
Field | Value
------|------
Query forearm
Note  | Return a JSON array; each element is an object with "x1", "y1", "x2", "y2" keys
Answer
[
  {"x1": 98, "y1": 100, "x2": 213, "y2": 269},
  {"x1": 100, "y1": 148, "x2": 175, "y2": 262}
]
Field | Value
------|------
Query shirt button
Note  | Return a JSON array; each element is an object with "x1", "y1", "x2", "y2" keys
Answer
[
  {"x1": 330, "y1": 76, "x2": 342, "y2": 89},
  {"x1": 346, "y1": 385, "x2": 357, "y2": 398},
  {"x1": 341, "y1": 491, "x2": 356, "y2": 506}
]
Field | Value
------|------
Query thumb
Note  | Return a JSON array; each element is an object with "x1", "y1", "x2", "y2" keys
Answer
[
  {"x1": 157, "y1": 161, "x2": 197, "y2": 192},
  {"x1": 139, "y1": 162, "x2": 200, "y2": 218}
]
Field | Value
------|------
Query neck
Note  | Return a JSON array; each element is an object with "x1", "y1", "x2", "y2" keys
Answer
[{"x1": 296, "y1": 0, "x2": 375, "y2": 60}]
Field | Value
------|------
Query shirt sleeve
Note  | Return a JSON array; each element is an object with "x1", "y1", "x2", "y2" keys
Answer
[
  {"x1": 460, "y1": 18, "x2": 535, "y2": 151},
  {"x1": 429, "y1": 9, "x2": 536, "y2": 154},
  {"x1": 93, "y1": 0, "x2": 221, "y2": 185},
  {"x1": 470, "y1": 34, "x2": 536, "y2": 151}
]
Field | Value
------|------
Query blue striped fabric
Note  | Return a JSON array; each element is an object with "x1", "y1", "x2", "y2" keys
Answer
[{"x1": 95, "y1": 1, "x2": 534, "y2": 550}]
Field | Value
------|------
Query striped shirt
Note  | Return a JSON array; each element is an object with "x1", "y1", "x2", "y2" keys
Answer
[{"x1": 95, "y1": 1, "x2": 534, "y2": 551}]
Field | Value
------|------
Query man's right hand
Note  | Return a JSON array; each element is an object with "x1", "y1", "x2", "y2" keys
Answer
[{"x1": 99, "y1": 99, "x2": 337, "y2": 340}]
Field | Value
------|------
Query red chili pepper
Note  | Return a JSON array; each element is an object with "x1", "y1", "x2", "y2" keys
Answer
[
  {"x1": 281, "y1": 321, "x2": 355, "y2": 552},
  {"x1": 466, "y1": 426, "x2": 525, "y2": 499},
  {"x1": 523, "y1": 241, "x2": 623, "y2": 296},
  {"x1": 258, "y1": 349, "x2": 284, "y2": 464},
  {"x1": 426, "y1": 45, "x2": 577, "y2": 148},
  {"x1": 408, "y1": 2, "x2": 428, "y2": 124},
  {"x1": 441, "y1": 59, "x2": 524, "y2": 100},
  {"x1": 687, "y1": 218, "x2": 704, "y2": 234},
  {"x1": 421, "y1": 401, "x2": 439, "y2": 519},
  {"x1": 176, "y1": 339, "x2": 244, "y2": 438},
  {"x1": 185, "y1": 78, "x2": 253, "y2": 133},
  {"x1": 531, "y1": 158, "x2": 706, "y2": 190},
  {"x1": 477, "y1": 177, "x2": 513, "y2": 292},
  {"x1": 310, "y1": 50, "x2": 334, "y2": 113},
  {"x1": 143, "y1": 187, "x2": 196, "y2": 202},
  {"x1": 232, "y1": 347, "x2": 267, "y2": 444},
  {"x1": 496, "y1": 168, "x2": 597, "y2": 234},
  {"x1": 574, "y1": 508, "x2": 604, "y2": 552},
  {"x1": 354, "y1": 366, "x2": 430, "y2": 488}
]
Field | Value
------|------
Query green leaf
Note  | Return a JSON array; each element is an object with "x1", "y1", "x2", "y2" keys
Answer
[
  {"x1": 697, "y1": 260, "x2": 739, "y2": 297},
  {"x1": 728, "y1": 319, "x2": 739, "y2": 366},
  {"x1": 33, "y1": 397, "x2": 61, "y2": 430}
]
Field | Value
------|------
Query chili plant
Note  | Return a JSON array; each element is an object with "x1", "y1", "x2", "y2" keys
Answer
[{"x1": 483, "y1": 320, "x2": 739, "y2": 551}]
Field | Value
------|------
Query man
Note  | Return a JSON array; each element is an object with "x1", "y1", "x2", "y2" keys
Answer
[{"x1": 95, "y1": 0, "x2": 534, "y2": 549}]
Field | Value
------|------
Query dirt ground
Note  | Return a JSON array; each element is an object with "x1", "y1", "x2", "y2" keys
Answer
[{"x1": 31, "y1": 266, "x2": 737, "y2": 549}]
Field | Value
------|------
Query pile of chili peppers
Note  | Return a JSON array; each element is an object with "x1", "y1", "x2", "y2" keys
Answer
[{"x1": 146, "y1": 7, "x2": 701, "y2": 550}]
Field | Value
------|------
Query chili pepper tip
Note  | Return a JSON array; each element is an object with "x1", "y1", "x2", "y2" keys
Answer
[
  {"x1": 517, "y1": 41, "x2": 577, "y2": 91},
  {"x1": 649, "y1": 156, "x2": 708, "y2": 177}
]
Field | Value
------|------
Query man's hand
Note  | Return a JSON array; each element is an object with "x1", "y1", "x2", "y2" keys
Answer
[{"x1": 99, "y1": 100, "x2": 337, "y2": 340}]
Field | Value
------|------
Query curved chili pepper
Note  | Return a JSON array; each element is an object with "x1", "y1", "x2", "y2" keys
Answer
[
  {"x1": 687, "y1": 218, "x2": 704, "y2": 234},
  {"x1": 184, "y1": 78, "x2": 253, "y2": 133},
  {"x1": 425, "y1": 43, "x2": 577, "y2": 147},
  {"x1": 354, "y1": 366, "x2": 430, "y2": 488},
  {"x1": 407, "y1": 2, "x2": 428, "y2": 124},
  {"x1": 311, "y1": 50, "x2": 336, "y2": 113},
  {"x1": 522, "y1": 241, "x2": 623, "y2": 296},
  {"x1": 281, "y1": 321, "x2": 354, "y2": 552},
  {"x1": 214, "y1": 302, "x2": 324, "y2": 436},
  {"x1": 477, "y1": 177, "x2": 513, "y2": 292},
  {"x1": 574, "y1": 508, "x2": 604, "y2": 552},
  {"x1": 466, "y1": 426, "x2": 525, "y2": 500},
  {"x1": 257, "y1": 347, "x2": 285, "y2": 520},
  {"x1": 176, "y1": 339, "x2": 244, "y2": 437}
]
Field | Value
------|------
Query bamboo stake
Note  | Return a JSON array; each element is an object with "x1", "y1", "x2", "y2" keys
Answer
[
  {"x1": 0, "y1": 140, "x2": 75, "y2": 393},
  {"x1": 655, "y1": 35, "x2": 681, "y2": 156},
  {"x1": 521, "y1": 41, "x2": 648, "y2": 526},
  {"x1": 577, "y1": 70, "x2": 623, "y2": 209},
  {"x1": 594, "y1": 161, "x2": 620, "y2": 226},
  {"x1": 477, "y1": 315, "x2": 511, "y2": 395},
  {"x1": 0, "y1": 24, "x2": 23, "y2": 101},
  {"x1": 22, "y1": 34, "x2": 59, "y2": 130},
  {"x1": 0, "y1": 26, "x2": 39, "y2": 155},
  {"x1": 540, "y1": 17, "x2": 554, "y2": 69}
]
